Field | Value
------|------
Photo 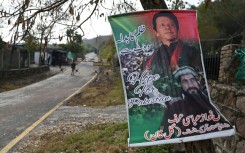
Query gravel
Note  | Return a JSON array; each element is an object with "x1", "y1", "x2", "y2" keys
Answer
[{"x1": 13, "y1": 104, "x2": 127, "y2": 153}]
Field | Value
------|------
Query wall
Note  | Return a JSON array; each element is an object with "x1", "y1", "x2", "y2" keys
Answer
[
  {"x1": 34, "y1": 52, "x2": 52, "y2": 65},
  {"x1": 0, "y1": 65, "x2": 50, "y2": 79},
  {"x1": 218, "y1": 44, "x2": 245, "y2": 85},
  {"x1": 0, "y1": 48, "x2": 19, "y2": 69},
  {"x1": 209, "y1": 44, "x2": 245, "y2": 153}
]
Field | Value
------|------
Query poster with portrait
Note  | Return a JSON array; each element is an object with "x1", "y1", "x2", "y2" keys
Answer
[{"x1": 108, "y1": 10, "x2": 235, "y2": 147}]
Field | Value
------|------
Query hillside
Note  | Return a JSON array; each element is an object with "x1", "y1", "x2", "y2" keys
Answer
[{"x1": 83, "y1": 35, "x2": 113, "y2": 49}]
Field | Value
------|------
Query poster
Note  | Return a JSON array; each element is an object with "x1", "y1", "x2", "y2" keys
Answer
[{"x1": 109, "y1": 10, "x2": 235, "y2": 147}]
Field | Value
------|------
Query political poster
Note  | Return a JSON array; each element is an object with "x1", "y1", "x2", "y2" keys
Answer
[{"x1": 108, "y1": 10, "x2": 235, "y2": 147}]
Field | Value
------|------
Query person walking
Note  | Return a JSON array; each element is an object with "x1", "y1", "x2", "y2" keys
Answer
[
  {"x1": 47, "y1": 56, "x2": 51, "y2": 66},
  {"x1": 71, "y1": 60, "x2": 76, "y2": 76}
]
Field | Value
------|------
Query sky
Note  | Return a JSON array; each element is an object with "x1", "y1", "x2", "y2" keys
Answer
[
  {"x1": 0, "y1": 0, "x2": 142, "y2": 43},
  {"x1": 0, "y1": 0, "x2": 204, "y2": 43},
  {"x1": 79, "y1": 0, "x2": 206, "y2": 40},
  {"x1": 81, "y1": 0, "x2": 143, "y2": 39},
  {"x1": 82, "y1": 0, "x2": 204, "y2": 40}
]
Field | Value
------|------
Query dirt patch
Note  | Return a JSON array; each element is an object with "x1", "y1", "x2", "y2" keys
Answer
[
  {"x1": 0, "y1": 68, "x2": 60, "y2": 93},
  {"x1": 66, "y1": 66, "x2": 124, "y2": 107}
]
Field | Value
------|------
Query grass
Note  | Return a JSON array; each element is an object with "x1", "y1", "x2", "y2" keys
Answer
[
  {"x1": 66, "y1": 67, "x2": 125, "y2": 107},
  {"x1": 22, "y1": 123, "x2": 174, "y2": 153}
]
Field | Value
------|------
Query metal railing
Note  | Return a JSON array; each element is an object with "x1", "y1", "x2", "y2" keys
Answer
[{"x1": 203, "y1": 51, "x2": 220, "y2": 80}]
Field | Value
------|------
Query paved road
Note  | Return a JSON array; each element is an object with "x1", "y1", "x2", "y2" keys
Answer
[{"x1": 0, "y1": 62, "x2": 97, "y2": 151}]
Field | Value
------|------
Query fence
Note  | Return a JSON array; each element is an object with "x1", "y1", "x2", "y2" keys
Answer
[
  {"x1": 201, "y1": 38, "x2": 232, "y2": 81},
  {"x1": 203, "y1": 50, "x2": 221, "y2": 80}
]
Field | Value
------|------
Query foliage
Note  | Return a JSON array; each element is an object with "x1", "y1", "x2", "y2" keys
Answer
[
  {"x1": 197, "y1": 0, "x2": 245, "y2": 52},
  {"x1": 68, "y1": 42, "x2": 84, "y2": 54},
  {"x1": 59, "y1": 43, "x2": 84, "y2": 56},
  {"x1": 166, "y1": 0, "x2": 194, "y2": 9},
  {"x1": 66, "y1": 29, "x2": 82, "y2": 44},
  {"x1": 234, "y1": 48, "x2": 245, "y2": 84},
  {"x1": 64, "y1": 28, "x2": 84, "y2": 58},
  {"x1": 99, "y1": 37, "x2": 116, "y2": 60},
  {"x1": 139, "y1": 0, "x2": 199, "y2": 10},
  {"x1": 83, "y1": 43, "x2": 96, "y2": 54},
  {"x1": 58, "y1": 43, "x2": 70, "y2": 51},
  {"x1": 23, "y1": 34, "x2": 39, "y2": 53}
]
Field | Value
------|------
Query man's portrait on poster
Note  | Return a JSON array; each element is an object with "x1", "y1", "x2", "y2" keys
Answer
[
  {"x1": 117, "y1": 11, "x2": 206, "y2": 108},
  {"x1": 109, "y1": 9, "x2": 235, "y2": 146},
  {"x1": 156, "y1": 66, "x2": 232, "y2": 139},
  {"x1": 113, "y1": 10, "x2": 233, "y2": 141}
]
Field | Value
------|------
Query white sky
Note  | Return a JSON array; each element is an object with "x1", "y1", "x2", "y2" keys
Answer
[
  {"x1": 0, "y1": 0, "x2": 204, "y2": 43},
  {"x1": 82, "y1": 0, "x2": 144, "y2": 40},
  {"x1": 81, "y1": 0, "x2": 204, "y2": 40},
  {"x1": 83, "y1": 0, "x2": 203, "y2": 39}
]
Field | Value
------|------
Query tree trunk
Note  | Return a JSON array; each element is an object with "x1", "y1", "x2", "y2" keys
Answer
[
  {"x1": 140, "y1": 0, "x2": 168, "y2": 10},
  {"x1": 1, "y1": 50, "x2": 3, "y2": 69},
  {"x1": 39, "y1": 34, "x2": 44, "y2": 65},
  {"x1": 138, "y1": 1, "x2": 216, "y2": 153},
  {"x1": 9, "y1": 45, "x2": 15, "y2": 69}
]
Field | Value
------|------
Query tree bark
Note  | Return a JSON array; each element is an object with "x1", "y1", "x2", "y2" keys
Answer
[{"x1": 139, "y1": 0, "x2": 168, "y2": 10}]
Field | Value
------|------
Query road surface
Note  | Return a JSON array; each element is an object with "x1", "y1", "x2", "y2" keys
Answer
[{"x1": 0, "y1": 61, "x2": 97, "y2": 151}]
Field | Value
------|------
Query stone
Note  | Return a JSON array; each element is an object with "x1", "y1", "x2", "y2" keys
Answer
[
  {"x1": 227, "y1": 48, "x2": 233, "y2": 53},
  {"x1": 221, "y1": 45, "x2": 231, "y2": 51},
  {"x1": 210, "y1": 88, "x2": 218, "y2": 97},
  {"x1": 236, "y1": 96, "x2": 245, "y2": 113},
  {"x1": 226, "y1": 91, "x2": 236, "y2": 107},
  {"x1": 236, "y1": 140, "x2": 245, "y2": 153},
  {"x1": 216, "y1": 89, "x2": 226, "y2": 104},
  {"x1": 222, "y1": 109, "x2": 235, "y2": 124},
  {"x1": 236, "y1": 117, "x2": 245, "y2": 136}
]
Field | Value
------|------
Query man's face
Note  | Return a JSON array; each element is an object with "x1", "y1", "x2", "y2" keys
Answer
[
  {"x1": 155, "y1": 16, "x2": 178, "y2": 46},
  {"x1": 180, "y1": 74, "x2": 199, "y2": 94}
]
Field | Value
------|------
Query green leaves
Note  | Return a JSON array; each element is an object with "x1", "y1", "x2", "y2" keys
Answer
[{"x1": 23, "y1": 34, "x2": 39, "y2": 53}]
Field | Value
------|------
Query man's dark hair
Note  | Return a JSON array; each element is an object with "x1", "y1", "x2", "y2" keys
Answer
[{"x1": 152, "y1": 11, "x2": 179, "y2": 31}]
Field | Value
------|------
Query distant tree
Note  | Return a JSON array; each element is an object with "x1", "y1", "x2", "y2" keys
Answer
[
  {"x1": 140, "y1": 0, "x2": 198, "y2": 10},
  {"x1": 66, "y1": 28, "x2": 84, "y2": 58},
  {"x1": 23, "y1": 35, "x2": 39, "y2": 53},
  {"x1": 59, "y1": 41, "x2": 84, "y2": 59},
  {"x1": 197, "y1": 0, "x2": 245, "y2": 52},
  {"x1": 83, "y1": 44, "x2": 95, "y2": 54},
  {"x1": 99, "y1": 36, "x2": 116, "y2": 64},
  {"x1": 23, "y1": 34, "x2": 39, "y2": 66},
  {"x1": 59, "y1": 43, "x2": 70, "y2": 51}
]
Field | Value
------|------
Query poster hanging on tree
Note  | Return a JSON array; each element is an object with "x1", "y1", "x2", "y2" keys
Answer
[{"x1": 109, "y1": 10, "x2": 235, "y2": 147}]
